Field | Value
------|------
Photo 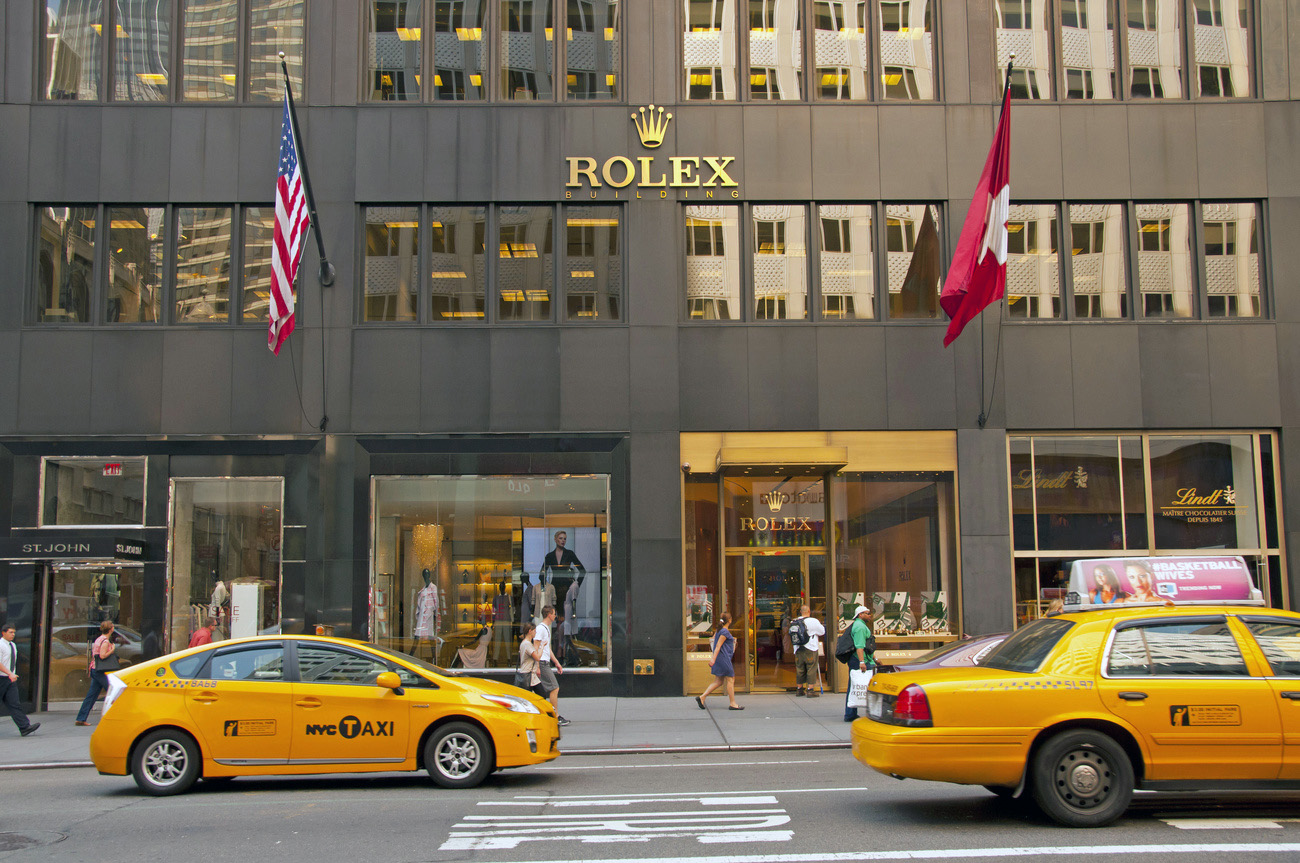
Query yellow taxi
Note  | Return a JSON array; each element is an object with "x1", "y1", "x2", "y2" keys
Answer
[
  {"x1": 852, "y1": 600, "x2": 1300, "y2": 826},
  {"x1": 89, "y1": 634, "x2": 559, "y2": 796}
]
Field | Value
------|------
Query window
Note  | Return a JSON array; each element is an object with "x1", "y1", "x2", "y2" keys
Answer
[
  {"x1": 41, "y1": 1, "x2": 304, "y2": 102},
  {"x1": 1106, "y1": 620, "x2": 1248, "y2": 676},
  {"x1": 685, "y1": 205, "x2": 740, "y2": 319},
  {"x1": 818, "y1": 205, "x2": 874, "y2": 319},
  {"x1": 107, "y1": 207, "x2": 164, "y2": 323},
  {"x1": 1137, "y1": 203, "x2": 1193, "y2": 318},
  {"x1": 1126, "y1": 0, "x2": 1181, "y2": 98},
  {"x1": 498, "y1": 206, "x2": 555, "y2": 321},
  {"x1": 886, "y1": 204, "x2": 941, "y2": 318},
  {"x1": 1193, "y1": 0, "x2": 1252, "y2": 99},
  {"x1": 365, "y1": 0, "x2": 619, "y2": 101},
  {"x1": 748, "y1": 0, "x2": 802, "y2": 100},
  {"x1": 1069, "y1": 204, "x2": 1126, "y2": 318},
  {"x1": 41, "y1": 457, "x2": 146, "y2": 526},
  {"x1": 1242, "y1": 619, "x2": 1300, "y2": 676},
  {"x1": 997, "y1": 0, "x2": 1051, "y2": 99},
  {"x1": 564, "y1": 206, "x2": 622, "y2": 321},
  {"x1": 174, "y1": 207, "x2": 234, "y2": 322},
  {"x1": 751, "y1": 205, "x2": 808, "y2": 320},
  {"x1": 431, "y1": 206, "x2": 488, "y2": 321},
  {"x1": 371, "y1": 474, "x2": 611, "y2": 671},
  {"x1": 36, "y1": 207, "x2": 96, "y2": 323},
  {"x1": 298, "y1": 645, "x2": 392, "y2": 685},
  {"x1": 982, "y1": 618, "x2": 1073, "y2": 672},
  {"x1": 1203, "y1": 202, "x2": 1261, "y2": 318},
  {"x1": 206, "y1": 644, "x2": 286, "y2": 681},
  {"x1": 1004, "y1": 204, "x2": 1060, "y2": 319},
  {"x1": 363, "y1": 206, "x2": 420, "y2": 322}
]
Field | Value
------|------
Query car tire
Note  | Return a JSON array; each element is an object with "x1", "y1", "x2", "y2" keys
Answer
[
  {"x1": 425, "y1": 722, "x2": 494, "y2": 789},
  {"x1": 1031, "y1": 729, "x2": 1133, "y2": 827},
  {"x1": 131, "y1": 729, "x2": 201, "y2": 796}
]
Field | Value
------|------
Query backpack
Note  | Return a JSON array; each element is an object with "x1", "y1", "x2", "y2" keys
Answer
[
  {"x1": 833, "y1": 629, "x2": 857, "y2": 664},
  {"x1": 788, "y1": 617, "x2": 809, "y2": 649}
]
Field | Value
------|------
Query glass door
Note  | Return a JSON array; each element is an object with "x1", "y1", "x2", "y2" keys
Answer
[{"x1": 45, "y1": 565, "x2": 145, "y2": 703}]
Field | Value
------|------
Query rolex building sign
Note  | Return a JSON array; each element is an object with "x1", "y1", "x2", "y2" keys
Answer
[{"x1": 565, "y1": 105, "x2": 740, "y2": 199}]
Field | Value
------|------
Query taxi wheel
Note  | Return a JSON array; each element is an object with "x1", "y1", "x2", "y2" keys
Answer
[
  {"x1": 131, "y1": 730, "x2": 200, "y2": 796},
  {"x1": 425, "y1": 722, "x2": 494, "y2": 789},
  {"x1": 1031, "y1": 729, "x2": 1133, "y2": 827}
]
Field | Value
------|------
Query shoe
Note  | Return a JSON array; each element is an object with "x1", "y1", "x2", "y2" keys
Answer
[
  {"x1": 20, "y1": 723, "x2": 40, "y2": 737},
  {"x1": 795, "y1": 690, "x2": 805, "y2": 696},
  {"x1": 74, "y1": 720, "x2": 89, "y2": 726},
  {"x1": 557, "y1": 716, "x2": 571, "y2": 726},
  {"x1": 843, "y1": 715, "x2": 858, "y2": 723},
  {"x1": 728, "y1": 705, "x2": 744, "y2": 710},
  {"x1": 806, "y1": 692, "x2": 819, "y2": 698},
  {"x1": 695, "y1": 696, "x2": 705, "y2": 710}
]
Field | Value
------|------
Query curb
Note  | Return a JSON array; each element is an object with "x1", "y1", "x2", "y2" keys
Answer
[{"x1": 0, "y1": 761, "x2": 94, "y2": 771}]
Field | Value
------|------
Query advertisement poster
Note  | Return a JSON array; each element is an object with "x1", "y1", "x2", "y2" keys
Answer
[{"x1": 1064, "y1": 556, "x2": 1261, "y2": 611}]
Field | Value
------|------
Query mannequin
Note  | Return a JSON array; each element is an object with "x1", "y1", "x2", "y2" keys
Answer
[
  {"x1": 491, "y1": 580, "x2": 513, "y2": 663},
  {"x1": 521, "y1": 572, "x2": 556, "y2": 626},
  {"x1": 413, "y1": 569, "x2": 439, "y2": 660},
  {"x1": 209, "y1": 579, "x2": 229, "y2": 619}
]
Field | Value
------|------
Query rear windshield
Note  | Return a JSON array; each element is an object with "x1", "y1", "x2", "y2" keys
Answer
[{"x1": 982, "y1": 619, "x2": 1074, "y2": 673}]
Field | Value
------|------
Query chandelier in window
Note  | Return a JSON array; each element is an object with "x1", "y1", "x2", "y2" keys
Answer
[{"x1": 411, "y1": 523, "x2": 445, "y2": 572}]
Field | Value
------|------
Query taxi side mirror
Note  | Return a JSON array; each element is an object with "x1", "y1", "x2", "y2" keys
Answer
[{"x1": 375, "y1": 671, "x2": 404, "y2": 695}]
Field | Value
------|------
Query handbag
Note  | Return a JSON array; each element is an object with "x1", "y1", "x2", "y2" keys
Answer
[
  {"x1": 94, "y1": 647, "x2": 122, "y2": 673},
  {"x1": 846, "y1": 667, "x2": 874, "y2": 708}
]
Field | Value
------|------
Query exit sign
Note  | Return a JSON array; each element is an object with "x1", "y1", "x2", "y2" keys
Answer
[{"x1": 103, "y1": 463, "x2": 123, "y2": 477}]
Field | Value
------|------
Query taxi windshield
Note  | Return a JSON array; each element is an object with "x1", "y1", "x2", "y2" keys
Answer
[
  {"x1": 366, "y1": 644, "x2": 453, "y2": 678},
  {"x1": 982, "y1": 619, "x2": 1074, "y2": 673}
]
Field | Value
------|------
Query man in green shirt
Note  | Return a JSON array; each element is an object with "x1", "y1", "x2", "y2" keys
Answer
[{"x1": 844, "y1": 604, "x2": 874, "y2": 722}]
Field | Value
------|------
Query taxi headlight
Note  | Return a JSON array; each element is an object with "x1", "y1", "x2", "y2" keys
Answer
[
  {"x1": 479, "y1": 693, "x2": 541, "y2": 714},
  {"x1": 102, "y1": 674, "x2": 127, "y2": 714}
]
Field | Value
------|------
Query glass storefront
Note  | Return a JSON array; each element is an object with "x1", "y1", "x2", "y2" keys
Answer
[
  {"x1": 41, "y1": 457, "x2": 146, "y2": 527},
  {"x1": 1010, "y1": 432, "x2": 1286, "y2": 625},
  {"x1": 371, "y1": 475, "x2": 610, "y2": 672},
  {"x1": 168, "y1": 478, "x2": 283, "y2": 651},
  {"x1": 46, "y1": 564, "x2": 144, "y2": 702}
]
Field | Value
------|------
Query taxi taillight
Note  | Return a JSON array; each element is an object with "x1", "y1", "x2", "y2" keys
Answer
[{"x1": 893, "y1": 684, "x2": 933, "y2": 727}]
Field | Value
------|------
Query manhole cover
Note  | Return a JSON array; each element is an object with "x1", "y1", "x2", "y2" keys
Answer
[{"x1": 0, "y1": 832, "x2": 66, "y2": 851}]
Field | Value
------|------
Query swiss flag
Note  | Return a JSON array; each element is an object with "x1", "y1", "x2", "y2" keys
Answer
[{"x1": 940, "y1": 86, "x2": 1012, "y2": 347}]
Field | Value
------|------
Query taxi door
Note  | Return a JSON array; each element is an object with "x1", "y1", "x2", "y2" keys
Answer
[
  {"x1": 289, "y1": 642, "x2": 410, "y2": 766},
  {"x1": 1237, "y1": 615, "x2": 1300, "y2": 779},
  {"x1": 185, "y1": 642, "x2": 293, "y2": 766},
  {"x1": 1097, "y1": 616, "x2": 1281, "y2": 782}
]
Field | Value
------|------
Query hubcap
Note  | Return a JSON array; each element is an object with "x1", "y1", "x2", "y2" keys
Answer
[
  {"x1": 143, "y1": 740, "x2": 188, "y2": 787},
  {"x1": 436, "y1": 733, "x2": 480, "y2": 778},
  {"x1": 1054, "y1": 748, "x2": 1110, "y2": 809}
]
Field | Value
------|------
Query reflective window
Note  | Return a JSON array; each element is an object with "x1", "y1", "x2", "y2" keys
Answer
[
  {"x1": 1127, "y1": 0, "x2": 1180, "y2": 98},
  {"x1": 106, "y1": 206, "x2": 163, "y2": 323},
  {"x1": 36, "y1": 206, "x2": 95, "y2": 323},
  {"x1": 1243, "y1": 619, "x2": 1300, "y2": 676},
  {"x1": 46, "y1": 568, "x2": 146, "y2": 702},
  {"x1": 367, "y1": 0, "x2": 424, "y2": 101},
  {"x1": 169, "y1": 478, "x2": 282, "y2": 650},
  {"x1": 817, "y1": 204, "x2": 874, "y2": 319},
  {"x1": 1137, "y1": 203, "x2": 1194, "y2": 318},
  {"x1": 501, "y1": 0, "x2": 553, "y2": 100},
  {"x1": 685, "y1": 205, "x2": 741, "y2": 319},
  {"x1": 364, "y1": 206, "x2": 420, "y2": 322},
  {"x1": 749, "y1": 0, "x2": 802, "y2": 99},
  {"x1": 298, "y1": 645, "x2": 392, "y2": 685},
  {"x1": 997, "y1": 0, "x2": 1051, "y2": 98},
  {"x1": 1069, "y1": 203, "x2": 1126, "y2": 318},
  {"x1": 1193, "y1": 0, "x2": 1249, "y2": 97},
  {"x1": 430, "y1": 206, "x2": 488, "y2": 321},
  {"x1": 752, "y1": 205, "x2": 808, "y2": 319},
  {"x1": 206, "y1": 644, "x2": 286, "y2": 681},
  {"x1": 1005, "y1": 204, "x2": 1060, "y2": 319},
  {"x1": 567, "y1": 0, "x2": 620, "y2": 99},
  {"x1": 813, "y1": 1, "x2": 867, "y2": 100},
  {"x1": 372, "y1": 475, "x2": 611, "y2": 670},
  {"x1": 113, "y1": 0, "x2": 171, "y2": 101},
  {"x1": 685, "y1": 0, "x2": 738, "y2": 100},
  {"x1": 1150, "y1": 434, "x2": 1259, "y2": 550},
  {"x1": 434, "y1": 0, "x2": 487, "y2": 100},
  {"x1": 1060, "y1": 0, "x2": 1115, "y2": 100},
  {"x1": 248, "y1": 0, "x2": 305, "y2": 100},
  {"x1": 885, "y1": 204, "x2": 940, "y2": 318},
  {"x1": 564, "y1": 206, "x2": 622, "y2": 321},
  {"x1": 175, "y1": 207, "x2": 233, "y2": 323},
  {"x1": 43, "y1": 0, "x2": 105, "y2": 100},
  {"x1": 1025, "y1": 437, "x2": 1127, "y2": 551},
  {"x1": 497, "y1": 206, "x2": 555, "y2": 320},
  {"x1": 879, "y1": 0, "x2": 934, "y2": 100},
  {"x1": 42, "y1": 456, "x2": 146, "y2": 526},
  {"x1": 182, "y1": 0, "x2": 238, "y2": 100},
  {"x1": 242, "y1": 207, "x2": 277, "y2": 322},
  {"x1": 1107, "y1": 620, "x2": 1247, "y2": 676},
  {"x1": 1203, "y1": 202, "x2": 1260, "y2": 318}
]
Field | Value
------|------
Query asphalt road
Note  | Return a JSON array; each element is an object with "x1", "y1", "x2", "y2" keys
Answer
[{"x1": 4, "y1": 751, "x2": 1300, "y2": 862}]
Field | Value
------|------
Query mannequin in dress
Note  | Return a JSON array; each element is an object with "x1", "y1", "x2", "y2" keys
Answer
[{"x1": 413, "y1": 569, "x2": 439, "y2": 660}]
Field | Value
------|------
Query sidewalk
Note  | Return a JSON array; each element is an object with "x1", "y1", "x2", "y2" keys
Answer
[{"x1": 0, "y1": 693, "x2": 853, "y2": 770}]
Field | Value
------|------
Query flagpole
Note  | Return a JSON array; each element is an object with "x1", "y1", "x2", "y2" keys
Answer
[
  {"x1": 279, "y1": 54, "x2": 334, "y2": 288},
  {"x1": 978, "y1": 54, "x2": 1015, "y2": 431}
]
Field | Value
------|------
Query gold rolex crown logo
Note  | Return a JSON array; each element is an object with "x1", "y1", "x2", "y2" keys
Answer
[{"x1": 632, "y1": 104, "x2": 672, "y2": 149}]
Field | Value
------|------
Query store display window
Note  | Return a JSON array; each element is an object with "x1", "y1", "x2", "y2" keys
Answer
[
  {"x1": 168, "y1": 478, "x2": 283, "y2": 651},
  {"x1": 371, "y1": 474, "x2": 610, "y2": 672},
  {"x1": 41, "y1": 457, "x2": 146, "y2": 527}
]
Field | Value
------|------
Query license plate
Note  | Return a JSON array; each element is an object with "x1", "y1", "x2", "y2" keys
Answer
[{"x1": 866, "y1": 691, "x2": 883, "y2": 719}]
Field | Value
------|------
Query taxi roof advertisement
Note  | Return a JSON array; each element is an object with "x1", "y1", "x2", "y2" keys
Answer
[{"x1": 1064, "y1": 556, "x2": 1262, "y2": 611}]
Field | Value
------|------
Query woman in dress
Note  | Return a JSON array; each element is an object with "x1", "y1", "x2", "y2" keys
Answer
[{"x1": 695, "y1": 611, "x2": 743, "y2": 711}]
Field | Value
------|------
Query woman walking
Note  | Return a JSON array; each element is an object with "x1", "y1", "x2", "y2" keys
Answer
[
  {"x1": 516, "y1": 621, "x2": 543, "y2": 697},
  {"x1": 75, "y1": 621, "x2": 119, "y2": 726},
  {"x1": 695, "y1": 611, "x2": 743, "y2": 711}
]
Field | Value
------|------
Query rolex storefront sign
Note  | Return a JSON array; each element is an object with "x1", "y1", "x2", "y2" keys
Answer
[{"x1": 565, "y1": 105, "x2": 739, "y2": 198}]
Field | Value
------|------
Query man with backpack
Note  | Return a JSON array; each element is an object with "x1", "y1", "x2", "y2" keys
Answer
[
  {"x1": 788, "y1": 604, "x2": 825, "y2": 697},
  {"x1": 835, "y1": 604, "x2": 875, "y2": 722}
]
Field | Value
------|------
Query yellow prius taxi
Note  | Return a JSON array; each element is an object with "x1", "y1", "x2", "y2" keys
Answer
[
  {"x1": 852, "y1": 557, "x2": 1300, "y2": 827},
  {"x1": 89, "y1": 634, "x2": 559, "y2": 796}
]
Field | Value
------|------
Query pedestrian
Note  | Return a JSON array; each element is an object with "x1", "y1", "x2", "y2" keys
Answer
[
  {"x1": 696, "y1": 611, "x2": 743, "y2": 711},
  {"x1": 516, "y1": 621, "x2": 544, "y2": 697},
  {"x1": 0, "y1": 626, "x2": 38, "y2": 737},
  {"x1": 188, "y1": 616, "x2": 218, "y2": 648},
  {"x1": 534, "y1": 606, "x2": 570, "y2": 726},
  {"x1": 76, "y1": 620, "x2": 120, "y2": 727},
  {"x1": 792, "y1": 604, "x2": 826, "y2": 697},
  {"x1": 844, "y1": 605, "x2": 875, "y2": 722}
]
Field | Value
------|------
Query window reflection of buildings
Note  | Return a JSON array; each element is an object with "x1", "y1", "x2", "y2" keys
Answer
[
  {"x1": 1069, "y1": 203, "x2": 1126, "y2": 319},
  {"x1": 876, "y1": 0, "x2": 933, "y2": 99},
  {"x1": 686, "y1": 205, "x2": 741, "y2": 319},
  {"x1": 1203, "y1": 202, "x2": 1259, "y2": 317},
  {"x1": 1059, "y1": 0, "x2": 1114, "y2": 99},
  {"x1": 112, "y1": 1, "x2": 171, "y2": 102},
  {"x1": 565, "y1": 208, "x2": 621, "y2": 320},
  {"x1": 38, "y1": 207, "x2": 96, "y2": 322},
  {"x1": 175, "y1": 208, "x2": 233, "y2": 322},
  {"x1": 497, "y1": 206, "x2": 554, "y2": 320},
  {"x1": 751, "y1": 205, "x2": 807, "y2": 319},
  {"x1": 884, "y1": 204, "x2": 936, "y2": 313},
  {"x1": 995, "y1": 0, "x2": 1052, "y2": 98},
  {"x1": 565, "y1": 0, "x2": 620, "y2": 99},
  {"x1": 429, "y1": 206, "x2": 488, "y2": 320},
  {"x1": 1193, "y1": 0, "x2": 1249, "y2": 97},
  {"x1": 1138, "y1": 202, "x2": 1193, "y2": 318},
  {"x1": 364, "y1": 206, "x2": 420, "y2": 322},
  {"x1": 44, "y1": 0, "x2": 105, "y2": 100},
  {"x1": 685, "y1": 0, "x2": 738, "y2": 99},
  {"x1": 1005, "y1": 204, "x2": 1060, "y2": 319},
  {"x1": 182, "y1": 0, "x2": 239, "y2": 100},
  {"x1": 818, "y1": 205, "x2": 873, "y2": 319},
  {"x1": 107, "y1": 207, "x2": 164, "y2": 323}
]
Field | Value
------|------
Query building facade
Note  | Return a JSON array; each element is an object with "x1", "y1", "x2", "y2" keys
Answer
[{"x1": 0, "y1": 0, "x2": 1296, "y2": 707}]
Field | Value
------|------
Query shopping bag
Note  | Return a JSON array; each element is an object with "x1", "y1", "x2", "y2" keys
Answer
[{"x1": 847, "y1": 667, "x2": 874, "y2": 708}]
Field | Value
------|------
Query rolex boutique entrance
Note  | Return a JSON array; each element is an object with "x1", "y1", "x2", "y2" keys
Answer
[{"x1": 682, "y1": 433, "x2": 960, "y2": 694}]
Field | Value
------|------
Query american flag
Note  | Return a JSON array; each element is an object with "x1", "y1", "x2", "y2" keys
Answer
[{"x1": 269, "y1": 90, "x2": 309, "y2": 354}]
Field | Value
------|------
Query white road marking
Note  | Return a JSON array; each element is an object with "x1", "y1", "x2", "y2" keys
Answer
[
  {"x1": 477, "y1": 796, "x2": 779, "y2": 809},
  {"x1": 1162, "y1": 818, "x2": 1300, "y2": 830},
  {"x1": 543, "y1": 759, "x2": 820, "y2": 771},
  {"x1": 508, "y1": 785, "x2": 869, "y2": 800}
]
